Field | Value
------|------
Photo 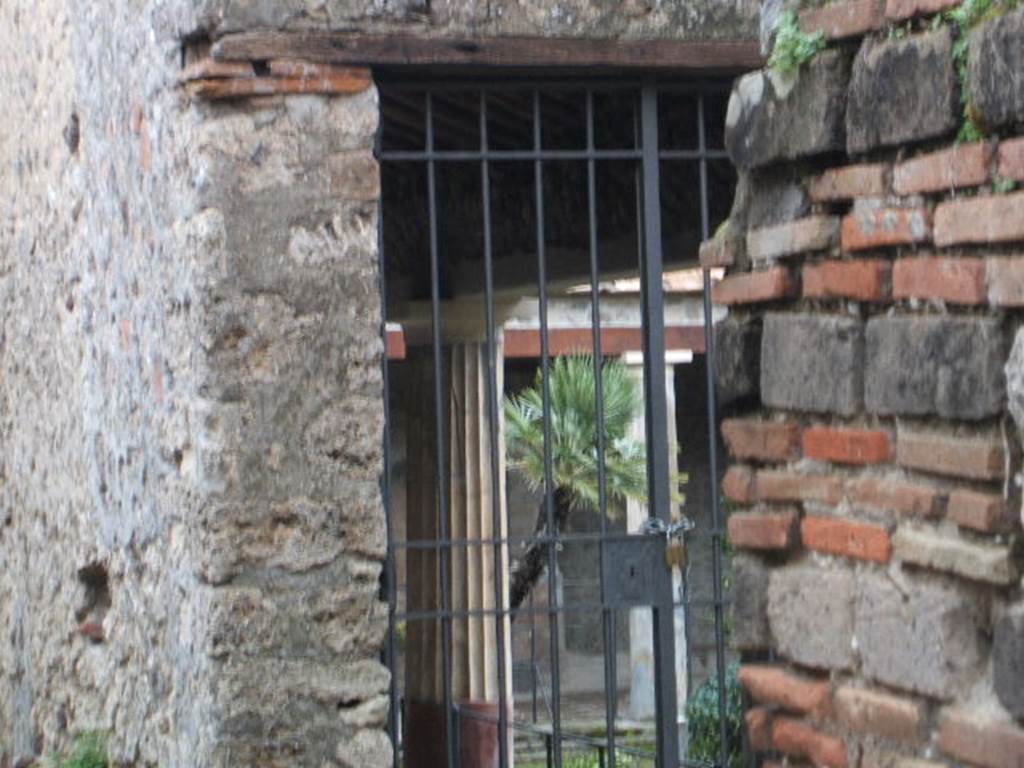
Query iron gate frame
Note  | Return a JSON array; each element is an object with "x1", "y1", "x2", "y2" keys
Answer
[{"x1": 376, "y1": 77, "x2": 733, "y2": 768}]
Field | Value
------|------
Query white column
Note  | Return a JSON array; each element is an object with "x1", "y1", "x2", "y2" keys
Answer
[{"x1": 623, "y1": 353, "x2": 690, "y2": 724}]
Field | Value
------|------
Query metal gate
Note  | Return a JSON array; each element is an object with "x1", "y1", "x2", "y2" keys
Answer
[{"x1": 377, "y1": 78, "x2": 735, "y2": 768}]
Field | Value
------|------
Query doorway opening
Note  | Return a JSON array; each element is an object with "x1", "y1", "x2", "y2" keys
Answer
[{"x1": 377, "y1": 76, "x2": 738, "y2": 768}]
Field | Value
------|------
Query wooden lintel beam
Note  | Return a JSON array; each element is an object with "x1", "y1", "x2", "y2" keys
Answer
[{"x1": 212, "y1": 32, "x2": 763, "y2": 72}]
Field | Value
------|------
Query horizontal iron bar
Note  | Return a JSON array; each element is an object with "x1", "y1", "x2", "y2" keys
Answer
[
  {"x1": 378, "y1": 78, "x2": 736, "y2": 92},
  {"x1": 378, "y1": 149, "x2": 729, "y2": 161},
  {"x1": 394, "y1": 596, "x2": 732, "y2": 623},
  {"x1": 389, "y1": 528, "x2": 728, "y2": 551}
]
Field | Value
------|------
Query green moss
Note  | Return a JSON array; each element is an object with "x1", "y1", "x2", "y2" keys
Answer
[
  {"x1": 49, "y1": 732, "x2": 108, "y2": 768},
  {"x1": 769, "y1": 11, "x2": 827, "y2": 75}
]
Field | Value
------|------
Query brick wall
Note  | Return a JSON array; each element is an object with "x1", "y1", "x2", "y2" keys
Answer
[{"x1": 714, "y1": 4, "x2": 1024, "y2": 767}]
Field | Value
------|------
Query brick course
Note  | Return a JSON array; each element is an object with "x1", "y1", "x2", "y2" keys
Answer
[
  {"x1": 801, "y1": 516, "x2": 893, "y2": 562},
  {"x1": 948, "y1": 488, "x2": 1013, "y2": 533},
  {"x1": 896, "y1": 428, "x2": 1006, "y2": 481},
  {"x1": 728, "y1": 509, "x2": 799, "y2": 551},
  {"x1": 846, "y1": 475, "x2": 943, "y2": 518},
  {"x1": 892, "y1": 142, "x2": 993, "y2": 195},
  {"x1": 808, "y1": 163, "x2": 891, "y2": 201},
  {"x1": 800, "y1": 0, "x2": 885, "y2": 39},
  {"x1": 712, "y1": 267, "x2": 796, "y2": 305},
  {"x1": 722, "y1": 418, "x2": 800, "y2": 462},
  {"x1": 802, "y1": 260, "x2": 891, "y2": 301},
  {"x1": 934, "y1": 191, "x2": 1024, "y2": 245},
  {"x1": 842, "y1": 207, "x2": 932, "y2": 251},
  {"x1": 987, "y1": 257, "x2": 1024, "y2": 306},
  {"x1": 802, "y1": 425, "x2": 892, "y2": 464},
  {"x1": 937, "y1": 709, "x2": 1024, "y2": 768},
  {"x1": 747, "y1": 216, "x2": 840, "y2": 262},
  {"x1": 771, "y1": 717, "x2": 849, "y2": 768},
  {"x1": 834, "y1": 686, "x2": 924, "y2": 743},
  {"x1": 892, "y1": 256, "x2": 987, "y2": 305},
  {"x1": 738, "y1": 665, "x2": 832, "y2": 720}
]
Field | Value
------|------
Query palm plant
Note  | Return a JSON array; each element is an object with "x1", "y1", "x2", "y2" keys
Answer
[{"x1": 504, "y1": 355, "x2": 648, "y2": 613}]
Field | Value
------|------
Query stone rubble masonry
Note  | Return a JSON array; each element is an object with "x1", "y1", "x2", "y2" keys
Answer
[
  {"x1": 846, "y1": 475, "x2": 944, "y2": 519},
  {"x1": 841, "y1": 207, "x2": 932, "y2": 251},
  {"x1": 802, "y1": 259, "x2": 891, "y2": 301},
  {"x1": 802, "y1": 425, "x2": 892, "y2": 465},
  {"x1": 728, "y1": 508, "x2": 800, "y2": 550},
  {"x1": 808, "y1": 163, "x2": 891, "y2": 202},
  {"x1": 800, "y1": 515, "x2": 892, "y2": 563},
  {"x1": 967, "y1": 6, "x2": 1024, "y2": 131},
  {"x1": 761, "y1": 313, "x2": 864, "y2": 416},
  {"x1": 800, "y1": 0, "x2": 885, "y2": 40},
  {"x1": 855, "y1": 572, "x2": 984, "y2": 699},
  {"x1": 896, "y1": 427, "x2": 1006, "y2": 481},
  {"x1": 738, "y1": 664, "x2": 833, "y2": 720},
  {"x1": 714, "y1": 314, "x2": 762, "y2": 405},
  {"x1": 725, "y1": 50, "x2": 851, "y2": 170},
  {"x1": 892, "y1": 141, "x2": 994, "y2": 195},
  {"x1": 947, "y1": 488, "x2": 1013, "y2": 533},
  {"x1": 833, "y1": 686, "x2": 925, "y2": 744},
  {"x1": 934, "y1": 190, "x2": 1024, "y2": 246},
  {"x1": 892, "y1": 525, "x2": 1018, "y2": 585},
  {"x1": 768, "y1": 565, "x2": 856, "y2": 671},
  {"x1": 712, "y1": 266, "x2": 797, "y2": 305},
  {"x1": 721, "y1": 417, "x2": 801, "y2": 462},
  {"x1": 731, "y1": 554, "x2": 772, "y2": 650},
  {"x1": 846, "y1": 28, "x2": 958, "y2": 153},
  {"x1": 993, "y1": 608, "x2": 1024, "y2": 719},
  {"x1": 885, "y1": 0, "x2": 960, "y2": 20},
  {"x1": 865, "y1": 315, "x2": 1005, "y2": 420},
  {"x1": 746, "y1": 215, "x2": 840, "y2": 263},
  {"x1": 771, "y1": 717, "x2": 849, "y2": 768},
  {"x1": 892, "y1": 255, "x2": 987, "y2": 305},
  {"x1": 937, "y1": 709, "x2": 1024, "y2": 768}
]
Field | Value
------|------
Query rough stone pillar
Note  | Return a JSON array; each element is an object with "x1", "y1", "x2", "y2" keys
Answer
[
  {"x1": 624, "y1": 355, "x2": 689, "y2": 728},
  {"x1": 406, "y1": 341, "x2": 513, "y2": 768}
]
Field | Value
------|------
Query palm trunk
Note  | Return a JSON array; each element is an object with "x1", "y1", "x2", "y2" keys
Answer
[{"x1": 509, "y1": 487, "x2": 572, "y2": 619}]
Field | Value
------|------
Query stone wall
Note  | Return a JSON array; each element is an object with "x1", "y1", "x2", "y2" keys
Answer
[
  {"x1": 1, "y1": 0, "x2": 762, "y2": 767},
  {"x1": 712, "y1": 3, "x2": 1024, "y2": 766}
]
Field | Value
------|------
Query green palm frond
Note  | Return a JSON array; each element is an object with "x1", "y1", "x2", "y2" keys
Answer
[{"x1": 504, "y1": 355, "x2": 649, "y2": 514}]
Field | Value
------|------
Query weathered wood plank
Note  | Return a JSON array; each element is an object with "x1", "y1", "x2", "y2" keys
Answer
[
  {"x1": 212, "y1": 32, "x2": 762, "y2": 71},
  {"x1": 186, "y1": 69, "x2": 372, "y2": 100}
]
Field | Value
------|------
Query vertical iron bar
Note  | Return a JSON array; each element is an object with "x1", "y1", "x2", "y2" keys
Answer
[
  {"x1": 697, "y1": 91, "x2": 731, "y2": 768},
  {"x1": 639, "y1": 82, "x2": 680, "y2": 768},
  {"x1": 587, "y1": 88, "x2": 618, "y2": 768},
  {"x1": 530, "y1": 590, "x2": 538, "y2": 723},
  {"x1": 377, "y1": 134, "x2": 402, "y2": 768},
  {"x1": 481, "y1": 90, "x2": 512, "y2": 768},
  {"x1": 535, "y1": 89, "x2": 564, "y2": 768},
  {"x1": 426, "y1": 91, "x2": 458, "y2": 768}
]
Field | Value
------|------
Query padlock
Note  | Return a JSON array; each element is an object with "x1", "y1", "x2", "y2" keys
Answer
[{"x1": 665, "y1": 538, "x2": 687, "y2": 570}]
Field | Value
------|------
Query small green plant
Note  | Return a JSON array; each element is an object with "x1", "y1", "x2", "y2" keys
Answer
[
  {"x1": 994, "y1": 176, "x2": 1019, "y2": 194},
  {"x1": 49, "y1": 732, "x2": 107, "y2": 768},
  {"x1": 686, "y1": 664, "x2": 744, "y2": 768},
  {"x1": 768, "y1": 11, "x2": 827, "y2": 75},
  {"x1": 945, "y1": 0, "x2": 1021, "y2": 140}
]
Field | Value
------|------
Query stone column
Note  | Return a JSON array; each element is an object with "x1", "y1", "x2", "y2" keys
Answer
[
  {"x1": 623, "y1": 353, "x2": 690, "y2": 730},
  {"x1": 405, "y1": 341, "x2": 513, "y2": 768}
]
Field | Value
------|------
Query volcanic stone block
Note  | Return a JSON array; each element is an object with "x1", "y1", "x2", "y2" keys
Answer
[
  {"x1": 761, "y1": 313, "x2": 864, "y2": 416},
  {"x1": 994, "y1": 608, "x2": 1024, "y2": 720},
  {"x1": 725, "y1": 50, "x2": 851, "y2": 171},
  {"x1": 768, "y1": 564, "x2": 856, "y2": 671},
  {"x1": 865, "y1": 315, "x2": 1005, "y2": 420},
  {"x1": 968, "y1": 7, "x2": 1024, "y2": 131},
  {"x1": 731, "y1": 554, "x2": 772, "y2": 650},
  {"x1": 847, "y1": 28, "x2": 958, "y2": 153},
  {"x1": 715, "y1": 315, "x2": 761, "y2": 406},
  {"x1": 855, "y1": 571, "x2": 984, "y2": 699}
]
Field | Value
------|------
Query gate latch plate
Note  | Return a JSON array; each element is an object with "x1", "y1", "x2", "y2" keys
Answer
[{"x1": 601, "y1": 534, "x2": 668, "y2": 608}]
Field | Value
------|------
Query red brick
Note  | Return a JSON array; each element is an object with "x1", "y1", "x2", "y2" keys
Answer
[
  {"x1": 747, "y1": 216, "x2": 840, "y2": 262},
  {"x1": 723, "y1": 465, "x2": 756, "y2": 504},
  {"x1": 800, "y1": 0, "x2": 885, "y2": 39},
  {"x1": 721, "y1": 418, "x2": 800, "y2": 462},
  {"x1": 802, "y1": 425, "x2": 893, "y2": 465},
  {"x1": 998, "y1": 137, "x2": 1024, "y2": 181},
  {"x1": 893, "y1": 142, "x2": 994, "y2": 195},
  {"x1": 739, "y1": 665, "x2": 832, "y2": 720},
  {"x1": 187, "y1": 69, "x2": 373, "y2": 99},
  {"x1": 802, "y1": 260, "x2": 891, "y2": 301},
  {"x1": 699, "y1": 235, "x2": 742, "y2": 268},
  {"x1": 897, "y1": 428, "x2": 1006, "y2": 481},
  {"x1": 746, "y1": 707, "x2": 773, "y2": 751},
  {"x1": 181, "y1": 57, "x2": 256, "y2": 81},
  {"x1": 772, "y1": 717, "x2": 849, "y2": 768},
  {"x1": 834, "y1": 686, "x2": 925, "y2": 743},
  {"x1": 987, "y1": 257, "x2": 1024, "y2": 306},
  {"x1": 892, "y1": 255, "x2": 987, "y2": 304},
  {"x1": 756, "y1": 470, "x2": 845, "y2": 506},
  {"x1": 937, "y1": 709, "x2": 1024, "y2": 768},
  {"x1": 728, "y1": 509, "x2": 799, "y2": 551},
  {"x1": 711, "y1": 267, "x2": 796, "y2": 306},
  {"x1": 808, "y1": 163, "x2": 891, "y2": 202},
  {"x1": 886, "y1": 0, "x2": 960, "y2": 19},
  {"x1": 934, "y1": 191, "x2": 1024, "y2": 246},
  {"x1": 842, "y1": 208, "x2": 932, "y2": 252},
  {"x1": 948, "y1": 488, "x2": 1014, "y2": 533},
  {"x1": 846, "y1": 475, "x2": 942, "y2": 518},
  {"x1": 801, "y1": 516, "x2": 892, "y2": 562}
]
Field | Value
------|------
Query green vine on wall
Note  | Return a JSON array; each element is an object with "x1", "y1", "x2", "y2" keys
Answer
[
  {"x1": 769, "y1": 11, "x2": 827, "y2": 75},
  {"x1": 944, "y1": 0, "x2": 1021, "y2": 141}
]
